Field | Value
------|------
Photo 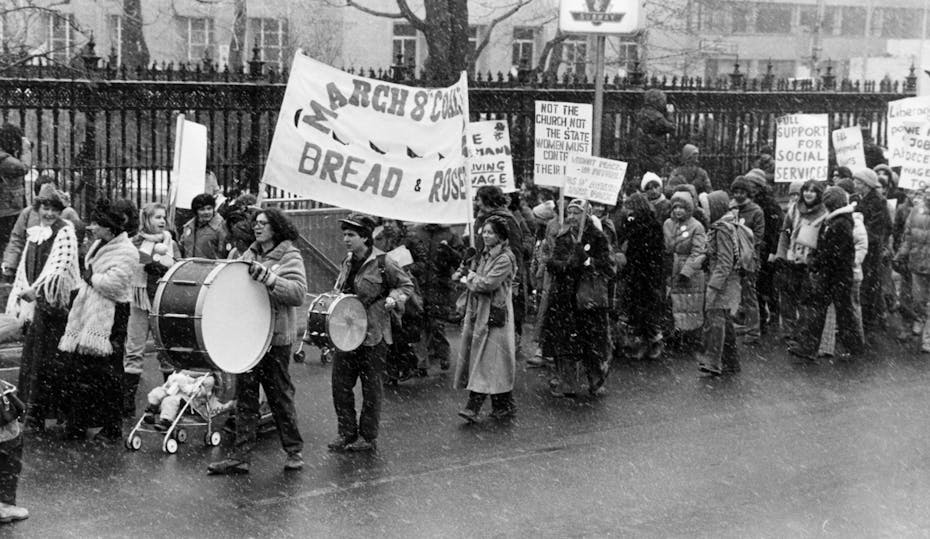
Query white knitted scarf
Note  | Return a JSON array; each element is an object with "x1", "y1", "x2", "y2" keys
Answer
[
  {"x1": 132, "y1": 230, "x2": 172, "y2": 311},
  {"x1": 5, "y1": 221, "x2": 80, "y2": 324},
  {"x1": 59, "y1": 233, "x2": 139, "y2": 356}
]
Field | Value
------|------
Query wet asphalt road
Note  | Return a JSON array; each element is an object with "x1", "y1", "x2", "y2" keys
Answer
[{"x1": 8, "y1": 327, "x2": 930, "y2": 538}]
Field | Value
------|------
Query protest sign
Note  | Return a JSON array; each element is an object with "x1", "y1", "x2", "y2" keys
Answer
[
  {"x1": 262, "y1": 51, "x2": 471, "y2": 224},
  {"x1": 774, "y1": 114, "x2": 828, "y2": 182},
  {"x1": 466, "y1": 120, "x2": 515, "y2": 193},
  {"x1": 888, "y1": 96, "x2": 930, "y2": 167},
  {"x1": 534, "y1": 101, "x2": 593, "y2": 188},
  {"x1": 831, "y1": 127, "x2": 865, "y2": 170},
  {"x1": 171, "y1": 115, "x2": 208, "y2": 209},
  {"x1": 895, "y1": 124, "x2": 930, "y2": 191},
  {"x1": 563, "y1": 153, "x2": 626, "y2": 206}
]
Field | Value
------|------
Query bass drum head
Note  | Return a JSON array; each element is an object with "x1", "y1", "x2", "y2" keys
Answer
[
  {"x1": 201, "y1": 263, "x2": 273, "y2": 373},
  {"x1": 329, "y1": 295, "x2": 368, "y2": 351}
]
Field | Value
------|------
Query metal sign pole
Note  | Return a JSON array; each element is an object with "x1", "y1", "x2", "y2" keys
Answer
[{"x1": 593, "y1": 35, "x2": 605, "y2": 157}]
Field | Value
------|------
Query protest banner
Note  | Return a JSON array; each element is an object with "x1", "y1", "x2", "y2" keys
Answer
[
  {"x1": 262, "y1": 51, "x2": 471, "y2": 224},
  {"x1": 563, "y1": 153, "x2": 626, "y2": 206},
  {"x1": 831, "y1": 127, "x2": 865, "y2": 170},
  {"x1": 170, "y1": 114, "x2": 208, "y2": 209},
  {"x1": 895, "y1": 124, "x2": 930, "y2": 191},
  {"x1": 534, "y1": 101, "x2": 593, "y2": 188},
  {"x1": 888, "y1": 96, "x2": 930, "y2": 167},
  {"x1": 774, "y1": 114, "x2": 828, "y2": 182},
  {"x1": 466, "y1": 120, "x2": 515, "y2": 193}
]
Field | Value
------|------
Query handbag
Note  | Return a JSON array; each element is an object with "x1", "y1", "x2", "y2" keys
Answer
[
  {"x1": 576, "y1": 272, "x2": 609, "y2": 310},
  {"x1": 487, "y1": 304, "x2": 507, "y2": 328}
]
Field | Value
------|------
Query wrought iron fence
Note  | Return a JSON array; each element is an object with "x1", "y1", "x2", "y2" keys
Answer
[{"x1": 0, "y1": 40, "x2": 918, "y2": 215}]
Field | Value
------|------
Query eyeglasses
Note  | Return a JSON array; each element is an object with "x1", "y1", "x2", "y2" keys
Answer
[{"x1": 253, "y1": 219, "x2": 270, "y2": 228}]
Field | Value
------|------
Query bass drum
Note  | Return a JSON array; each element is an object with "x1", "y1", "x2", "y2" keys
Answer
[
  {"x1": 152, "y1": 259, "x2": 273, "y2": 373},
  {"x1": 303, "y1": 293, "x2": 367, "y2": 352}
]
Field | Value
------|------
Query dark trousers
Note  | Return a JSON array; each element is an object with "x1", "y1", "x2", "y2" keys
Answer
[
  {"x1": 861, "y1": 260, "x2": 887, "y2": 330},
  {"x1": 424, "y1": 315, "x2": 450, "y2": 365},
  {"x1": 698, "y1": 309, "x2": 739, "y2": 373},
  {"x1": 465, "y1": 391, "x2": 514, "y2": 413},
  {"x1": 233, "y1": 345, "x2": 303, "y2": 462},
  {"x1": 799, "y1": 282, "x2": 864, "y2": 355},
  {"x1": 0, "y1": 435, "x2": 21, "y2": 505},
  {"x1": 332, "y1": 341, "x2": 386, "y2": 442}
]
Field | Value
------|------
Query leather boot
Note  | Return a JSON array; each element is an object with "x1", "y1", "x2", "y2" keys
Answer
[{"x1": 122, "y1": 373, "x2": 140, "y2": 418}]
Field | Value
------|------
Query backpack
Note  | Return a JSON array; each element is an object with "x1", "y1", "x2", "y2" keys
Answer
[
  {"x1": 729, "y1": 220, "x2": 756, "y2": 273},
  {"x1": 377, "y1": 254, "x2": 424, "y2": 342}
]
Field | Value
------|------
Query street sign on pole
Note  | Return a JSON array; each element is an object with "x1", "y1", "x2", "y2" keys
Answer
[{"x1": 559, "y1": 0, "x2": 642, "y2": 35}]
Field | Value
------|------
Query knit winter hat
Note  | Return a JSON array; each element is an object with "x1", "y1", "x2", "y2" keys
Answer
[
  {"x1": 33, "y1": 182, "x2": 66, "y2": 211},
  {"x1": 682, "y1": 144, "x2": 699, "y2": 162},
  {"x1": 744, "y1": 168, "x2": 769, "y2": 190},
  {"x1": 532, "y1": 200, "x2": 556, "y2": 222},
  {"x1": 788, "y1": 181, "x2": 805, "y2": 196},
  {"x1": 566, "y1": 198, "x2": 591, "y2": 214},
  {"x1": 730, "y1": 175, "x2": 756, "y2": 195},
  {"x1": 836, "y1": 178, "x2": 856, "y2": 194},
  {"x1": 670, "y1": 190, "x2": 694, "y2": 213},
  {"x1": 822, "y1": 186, "x2": 848, "y2": 212},
  {"x1": 641, "y1": 172, "x2": 662, "y2": 191},
  {"x1": 853, "y1": 168, "x2": 880, "y2": 189}
]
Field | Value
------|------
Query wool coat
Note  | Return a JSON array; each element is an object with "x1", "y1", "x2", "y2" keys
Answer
[
  {"x1": 810, "y1": 205, "x2": 856, "y2": 296},
  {"x1": 663, "y1": 209, "x2": 707, "y2": 331},
  {"x1": 705, "y1": 191, "x2": 742, "y2": 312},
  {"x1": 454, "y1": 243, "x2": 516, "y2": 395}
]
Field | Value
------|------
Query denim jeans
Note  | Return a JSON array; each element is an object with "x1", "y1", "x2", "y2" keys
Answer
[{"x1": 332, "y1": 341, "x2": 386, "y2": 442}]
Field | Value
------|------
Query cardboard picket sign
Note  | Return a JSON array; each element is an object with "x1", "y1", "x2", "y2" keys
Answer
[
  {"x1": 831, "y1": 127, "x2": 865, "y2": 170},
  {"x1": 466, "y1": 120, "x2": 515, "y2": 194},
  {"x1": 171, "y1": 115, "x2": 208, "y2": 209},
  {"x1": 774, "y1": 114, "x2": 828, "y2": 182},
  {"x1": 888, "y1": 96, "x2": 930, "y2": 167},
  {"x1": 534, "y1": 100, "x2": 593, "y2": 188},
  {"x1": 896, "y1": 123, "x2": 930, "y2": 191},
  {"x1": 262, "y1": 51, "x2": 471, "y2": 224},
  {"x1": 564, "y1": 153, "x2": 626, "y2": 206}
]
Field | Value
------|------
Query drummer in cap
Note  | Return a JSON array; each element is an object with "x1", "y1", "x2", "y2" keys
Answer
[
  {"x1": 328, "y1": 213, "x2": 414, "y2": 453},
  {"x1": 208, "y1": 207, "x2": 307, "y2": 474}
]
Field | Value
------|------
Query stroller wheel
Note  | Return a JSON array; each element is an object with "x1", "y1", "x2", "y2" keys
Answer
[
  {"x1": 125, "y1": 435, "x2": 142, "y2": 451},
  {"x1": 293, "y1": 350, "x2": 306, "y2": 363},
  {"x1": 164, "y1": 438, "x2": 178, "y2": 454},
  {"x1": 206, "y1": 431, "x2": 222, "y2": 446},
  {"x1": 175, "y1": 428, "x2": 188, "y2": 443}
]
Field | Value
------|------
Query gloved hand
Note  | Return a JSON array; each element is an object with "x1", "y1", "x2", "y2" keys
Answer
[
  {"x1": 82, "y1": 265, "x2": 94, "y2": 287},
  {"x1": 248, "y1": 261, "x2": 277, "y2": 288}
]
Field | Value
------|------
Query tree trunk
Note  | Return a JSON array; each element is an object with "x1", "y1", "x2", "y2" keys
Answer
[
  {"x1": 122, "y1": 0, "x2": 149, "y2": 67},
  {"x1": 228, "y1": 0, "x2": 247, "y2": 68},
  {"x1": 422, "y1": 0, "x2": 468, "y2": 85}
]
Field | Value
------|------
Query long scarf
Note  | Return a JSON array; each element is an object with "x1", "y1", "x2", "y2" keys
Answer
[
  {"x1": 132, "y1": 230, "x2": 172, "y2": 311},
  {"x1": 59, "y1": 233, "x2": 138, "y2": 357},
  {"x1": 5, "y1": 221, "x2": 80, "y2": 324}
]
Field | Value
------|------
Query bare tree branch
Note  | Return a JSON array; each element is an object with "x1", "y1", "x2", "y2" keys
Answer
[
  {"x1": 536, "y1": 30, "x2": 568, "y2": 73},
  {"x1": 344, "y1": 1, "x2": 406, "y2": 21},
  {"x1": 394, "y1": 0, "x2": 428, "y2": 31},
  {"x1": 473, "y1": 0, "x2": 532, "y2": 61}
]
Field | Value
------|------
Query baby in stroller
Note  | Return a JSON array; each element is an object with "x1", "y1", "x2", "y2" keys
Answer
[{"x1": 143, "y1": 371, "x2": 234, "y2": 431}]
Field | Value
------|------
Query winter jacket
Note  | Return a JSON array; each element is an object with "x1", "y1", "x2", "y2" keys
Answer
[
  {"x1": 663, "y1": 208, "x2": 706, "y2": 330},
  {"x1": 336, "y1": 247, "x2": 415, "y2": 347},
  {"x1": 0, "y1": 152, "x2": 27, "y2": 219},
  {"x1": 239, "y1": 240, "x2": 307, "y2": 346},
  {"x1": 634, "y1": 89, "x2": 675, "y2": 180},
  {"x1": 180, "y1": 213, "x2": 228, "y2": 259},
  {"x1": 3, "y1": 204, "x2": 84, "y2": 270},
  {"x1": 474, "y1": 207, "x2": 526, "y2": 279},
  {"x1": 776, "y1": 200, "x2": 827, "y2": 266},
  {"x1": 757, "y1": 195, "x2": 784, "y2": 259},
  {"x1": 704, "y1": 190, "x2": 741, "y2": 311},
  {"x1": 858, "y1": 189, "x2": 891, "y2": 267},
  {"x1": 731, "y1": 199, "x2": 765, "y2": 262},
  {"x1": 669, "y1": 164, "x2": 710, "y2": 194},
  {"x1": 810, "y1": 205, "x2": 855, "y2": 295},
  {"x1": 454, "y1": 243, "x2": 516, "y2": 394},
  {"x1": 897, "y1": 204, "x2": 930, "y2": 275},
  {"x1": 405, "y1": 223, "x2": 463, "y2": 315},
  {"x1": 616, "y1": 207, "x2": 664, "y2": 290}
]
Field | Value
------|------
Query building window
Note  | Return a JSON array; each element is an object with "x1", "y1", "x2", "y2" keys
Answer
[
  {"x1": 468, "y1": 25, "x2": 482, "y2": 70},
  {"x1": 840, "y1": 6, "x2": 866, "y2": 36},
  {"x1": 249, "y1": 18, "x2": 287, "y2": 70},
  {"x1": 46, "y1": 13, "x2": 75, "y2": 64},
  {"x1": 872, "y1": 8, "x2": 922, "y2": 39},
  {"x1": 800, "y1": 6, "x2": 837, "y2": 36},
  {"x1": 698, "y1": 3, "x2": 726, "y2": 33},
  {"x1": 512, "y1": 26, "x2": 534, "y2": 68},
  {"x1": 108, "y1": 14, "x2": 122, "y2": 65},
  {"x1": 731, "y1": 3, "x2": 752, "y2": 33},
  {"x1": 392, "y1": 23, "x2": 417, "y2": 68},
  {"x1": 178, "y1": 16, "x2": 215, "y2": 63},
  {"x1": 614, "y1": 36, "x2": 638, "y2": 74},
  {"x1": 756, "y1": 3, "x2": 792, "y2": 34},
  {"x1": 563, "y1": 36, "x2": 587, "y2": 76}
]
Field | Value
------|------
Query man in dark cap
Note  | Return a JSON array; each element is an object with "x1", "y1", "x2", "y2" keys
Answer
[{"x1": 328, "y1": 213, "x2": 414, "y2": 453}]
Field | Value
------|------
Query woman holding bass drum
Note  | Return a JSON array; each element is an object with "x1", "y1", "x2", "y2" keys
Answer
[{"x1": 208, "y1": 207, "x2": 307, "y2": 475}]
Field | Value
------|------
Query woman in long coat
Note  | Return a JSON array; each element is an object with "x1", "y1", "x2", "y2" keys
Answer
[
  {"x1": 663, "y1": 191, "x2": 706, "y2": 354},
  {"x1": 454, "y1": 216, "x2": 517, "y2": 422}
]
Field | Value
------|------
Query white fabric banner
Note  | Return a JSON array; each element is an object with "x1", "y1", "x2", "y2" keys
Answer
[
  {"x1": 774, "y1": 114, "x2": 829, "y2": 182},
  {"x1": 564, "y1": 153, "x2": 626, "y2": 206},
  {"x1": 466, "y1": 120, "x2": 515, "y2": 194},
  {"x1": 262, "y1": 52, "x2": 471, "y2": 224},
  {"x1": 534, "y1": 101, "x2": 592, "y2": 188},
  {"x1": 888, "y1": 96, "x2": 930, "y2": 167},
  {"x1": 831, "y1": 127, "x2": 866, "y2": 170},
  {"x1": 171, "y1": 115, "x2": 208, "y2": 210}
]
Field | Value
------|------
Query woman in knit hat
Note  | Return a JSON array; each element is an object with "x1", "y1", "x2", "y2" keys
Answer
[
  {"x1": 663, "y1": 190, "x2": 706, "y2": 358},
  {"x1": 58, "y1": 198, "x2": 139, "y2": 443},
  {"x1": 9, "y1": 185, "x2": 81, "y2": 432}
]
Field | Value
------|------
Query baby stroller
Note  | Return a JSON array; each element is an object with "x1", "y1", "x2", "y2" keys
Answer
[{"x1": 126, "y1": 370, "x2": 233, "y2": 454}]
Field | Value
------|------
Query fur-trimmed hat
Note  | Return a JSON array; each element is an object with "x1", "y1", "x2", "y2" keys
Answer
[
  {"x1": 823, "y1": 186, "x2": 848, "y2": 211},
  {"x1": 730, "y1": 175, "x2": 756, "y2": 195},
  {"x1": 641, "y1": 172, "x2": 662, "y2": 191},
  {"x1": 853, "y1": 168, "x2": 880, "y2": 189},
  {"x1": 670, "y1": 190, "x2": 694, "y2": 213}
]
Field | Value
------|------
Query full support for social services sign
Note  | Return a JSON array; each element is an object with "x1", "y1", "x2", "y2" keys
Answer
[
  {"x1": 262, "y1": 52, "x2": 471, "y2": 224},
  {"x1": 534, "y1": 101, "x2": 593, "y2": 188},
  {"x1": 774, "y1": 114, "x2": 828, "y2": 182}
]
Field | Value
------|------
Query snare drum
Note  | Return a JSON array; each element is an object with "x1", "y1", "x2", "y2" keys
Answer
[
  {"x1": 152, "y1": 259, "x2": 273, "y2": 373},
  {"x1": 303, "y1": 293, "x2": 367, "y2": 352}
]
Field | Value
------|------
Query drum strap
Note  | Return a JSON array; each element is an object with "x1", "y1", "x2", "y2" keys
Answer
[{"x1": 376, "y1": 254, "x2": 390, "y2": 301}]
